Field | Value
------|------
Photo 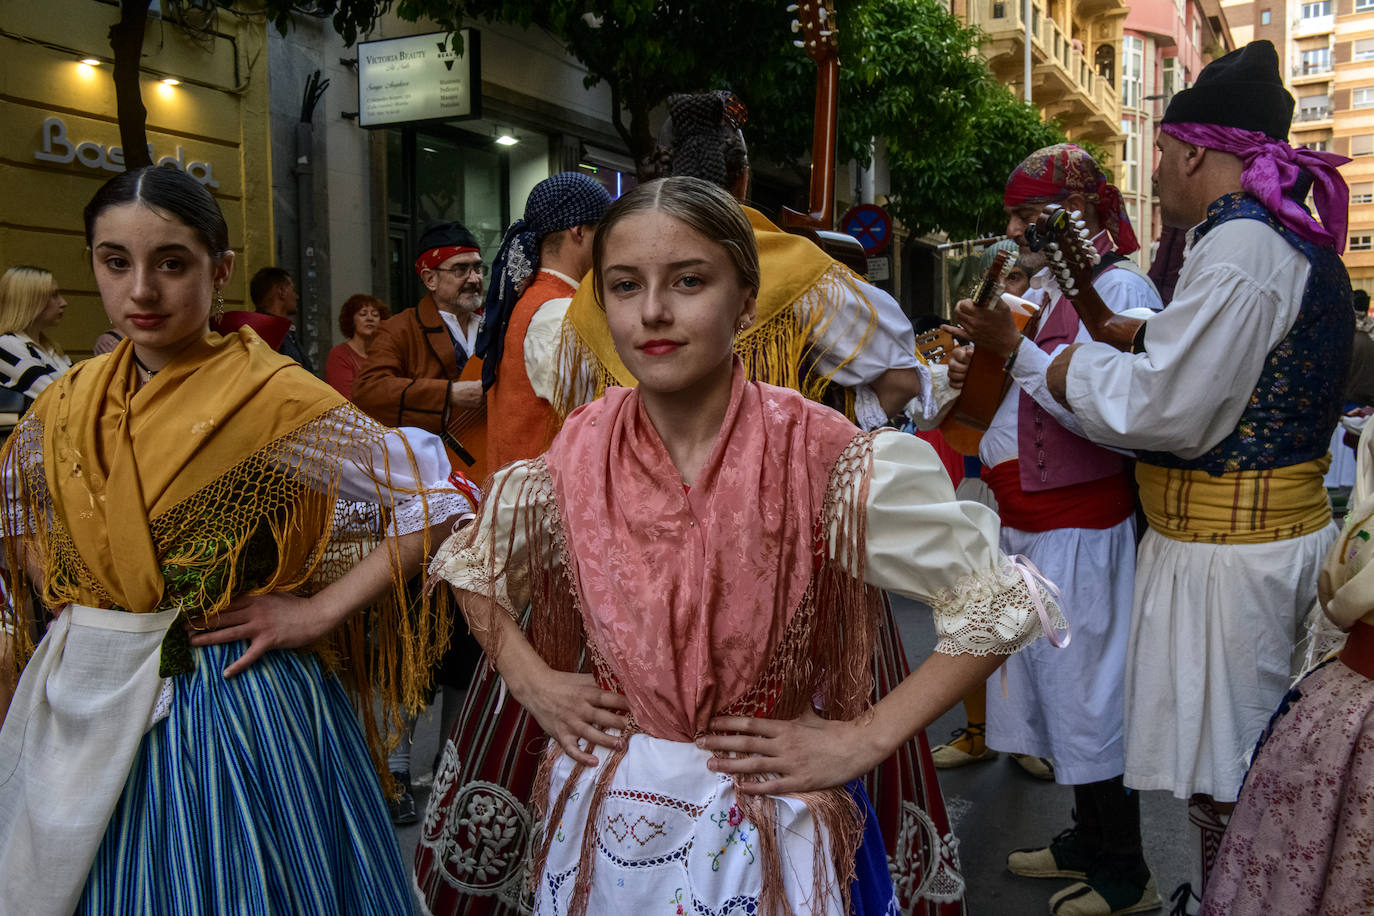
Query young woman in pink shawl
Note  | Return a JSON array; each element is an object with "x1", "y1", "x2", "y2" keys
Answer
[{"x1": 428, "y1": 176, "x2": 1065, "y2": 915}]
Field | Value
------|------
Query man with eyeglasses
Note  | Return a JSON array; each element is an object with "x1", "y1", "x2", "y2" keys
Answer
[
  {"x1": 352, "y1": 220, "x2": 490, "y2": 826},
  {"x1": 354, "y1": 220, "x2": 490, "y2": 484}
]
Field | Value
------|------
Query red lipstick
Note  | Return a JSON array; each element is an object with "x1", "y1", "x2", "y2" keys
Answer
[{"x1": 639, "y1": 339, "x2": 682, "y2": 356}]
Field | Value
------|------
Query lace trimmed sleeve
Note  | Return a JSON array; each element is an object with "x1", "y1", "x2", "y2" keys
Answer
[
  {"x1": 294, "y1": 410, "x2": 476, "y2": 536},
  {"x1": 843, "y1": 430, "x2": 1067, "y2": 656},
  {"x1": 428, "y1": 459, "x2": 552, "y2": 618}
]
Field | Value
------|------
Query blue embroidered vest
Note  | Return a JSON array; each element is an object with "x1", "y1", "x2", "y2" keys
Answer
[{"x1": 1139, "y1": 193, "x2": 1352, "y2": 475}]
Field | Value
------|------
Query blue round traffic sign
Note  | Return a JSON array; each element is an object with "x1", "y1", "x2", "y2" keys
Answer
[{"x1": 842, "y1": 204, "x2": 892, "y2": 255}]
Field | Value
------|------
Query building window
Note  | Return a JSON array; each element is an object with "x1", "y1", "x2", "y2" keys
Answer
[
  {"x1": 1352, "y1": 182, "x2": 1374, "y2": 203},
  {"x1": 1301, "y1": 0, "x2": 1331, "y2": 16},
  {"x1": 1356, "y1": 88, "x2": 1374, "y2": 109},
  {"x1": 1305, "y1": 139, "x2": 1331, "y2": 152},
  {"x1": 1356, "y1": 38, "x2": 1374, "y2": 60},
  {"x1": 1299, "y1": 94, "x2": 1332, "y2": 120},
  {"x1": 1301, "y1": 47, "x2": 1332, "y2": 75},
  {"x1": 1161, "y1": 57, "x2": 1180, "y2": 102},
  {"x1": 1353, "y1": 134, "x2": 1374, "y2": 156},
  {"x1": 1260, "y1": 9, "x2": 1271, "y2": 24},
  {"x1": 1122, "y1": 119, "x2": 1140, "y2": 192},
  {"x1": 1351, "y1": 235, "x2": 1374, "y2": 251},
  {"x1": 1122, "y1": 35, "x2": 1144, "y2": 110},
  {"x1": 1358, "y1": 0, "x2": 1374, "y2": 11}
]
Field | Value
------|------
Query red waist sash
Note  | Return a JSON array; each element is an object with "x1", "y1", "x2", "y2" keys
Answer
[{"x1": 982, "y1": 458, "x2": 1134, "y2": 533}]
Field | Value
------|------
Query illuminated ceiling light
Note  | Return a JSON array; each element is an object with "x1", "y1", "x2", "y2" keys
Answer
[
  {"x1": 79, "y1": 58, "x2": 101, "y2": 66},
  {"x1": 494, "y1": 133, "x2": 519, "y2": 146},
  {"x1": 161, "y1": 77, "x2": 180, "y2": 86}
]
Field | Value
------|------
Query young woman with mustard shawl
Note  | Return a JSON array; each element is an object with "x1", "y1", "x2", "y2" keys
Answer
[
  {"x1": 427, "y1": 178, "x2": 1064, "y2": 916},
  {"x1": 0, "y1": 166, "x2": 471, "y2": 915}
]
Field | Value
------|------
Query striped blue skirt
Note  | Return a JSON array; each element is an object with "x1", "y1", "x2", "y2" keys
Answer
[{"x1": 76, "y1": 642, "x2": 411, "y2": 915}]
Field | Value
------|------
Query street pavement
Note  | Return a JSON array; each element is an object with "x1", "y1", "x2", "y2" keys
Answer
[{"x1": 394, "y1": 592, "x2": 1191, "y2": 914}]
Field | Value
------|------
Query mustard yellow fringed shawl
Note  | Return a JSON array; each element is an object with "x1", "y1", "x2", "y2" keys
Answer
[
  {"x1": 0, "y1": 330, "x2": 453, "y2": 784},
  {"x1": 552, "y1": 206, "x2": 893, "y2": 418}
]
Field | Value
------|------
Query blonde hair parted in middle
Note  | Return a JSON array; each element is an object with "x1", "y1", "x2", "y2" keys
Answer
[
  {"x1": 0, "y1": 266, "x2": 63, "y2": 356},
  {"x1": 591, "y1": 176, "x2": 760, "y2": 310}
]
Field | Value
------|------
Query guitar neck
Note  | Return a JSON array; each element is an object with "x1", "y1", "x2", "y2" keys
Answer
[{"x1": 1057, "y1": 262, "x2": 1141, "y2": 352}]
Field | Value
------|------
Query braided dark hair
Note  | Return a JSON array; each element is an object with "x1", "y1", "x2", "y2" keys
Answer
[{"x1": 657, "y1": 91, "x2": 749, "y2": 191}]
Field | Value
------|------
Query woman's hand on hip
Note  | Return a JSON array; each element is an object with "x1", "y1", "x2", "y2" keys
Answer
[
  {"x1": 187, "y1": 592, "x2": 345, "y2": 679},
  {"x1": 698, "y1": 707, "x2": 891, "y2": 795},
  {"x1": 512, "y1": 668, "x2": 630, "y2": 768}
]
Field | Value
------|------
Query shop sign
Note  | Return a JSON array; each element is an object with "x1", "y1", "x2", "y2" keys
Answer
[
  {"x1": 32, "y1": 117, "x2": 220, "y2": 188},
  {"x1": 358, "y1": 29, "x2": 481, "y2": 128}
]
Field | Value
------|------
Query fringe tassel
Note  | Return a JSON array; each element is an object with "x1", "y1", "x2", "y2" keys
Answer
[
  {"x1": 566, "y1": 738, "x2": 631, "y2": 916},
  {"x1": 549, "y1": 262, "x2": 881, "y2": 422},
  {"x1": 0, "y1": 405, "x2": 455, "y2": 794}
]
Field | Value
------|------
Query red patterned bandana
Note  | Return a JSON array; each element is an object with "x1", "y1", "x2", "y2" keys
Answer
[
  {"x1": 1005, "y1": 143, "x2": 1139, "y2": 256},
  {"x1": 414, "y1": 245, "x2": 480, "y2": 276}
]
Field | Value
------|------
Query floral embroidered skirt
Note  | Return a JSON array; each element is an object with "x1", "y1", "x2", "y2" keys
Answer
[
  {"x1": 1199, "y1": 657, "x2": 1374, "y2": 915},
  {"x1": 78, "y1": 642, "x2": 412, "y2": 915}
]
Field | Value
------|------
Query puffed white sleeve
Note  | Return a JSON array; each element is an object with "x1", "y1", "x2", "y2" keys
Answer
[
  {"x1": 307, "y1": 411, "x2": 477, "y2": 535},
  {"x1": 428, "y1": 460, "x2": 546, "y2": 618},
  {"x1": 837, "y1": 431, "x2": 1066, "y2": 656},
  {"x1": 807, "y1": 269, "x2": 921, "y2": 386}
]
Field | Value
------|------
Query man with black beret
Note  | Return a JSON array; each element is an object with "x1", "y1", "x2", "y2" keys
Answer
[{"x1": 1045, "y1": 40, "x2": 1353, "y2": 910}]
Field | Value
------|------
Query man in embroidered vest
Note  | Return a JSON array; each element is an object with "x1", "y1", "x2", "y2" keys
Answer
[
  {"x1": 351, "y1": 221, "x2": 489, "y2": 823},
  {"x1": 1045, "y1": 41, "x2": 1353, "y2": 912},
  {"x1": 476, "y1": 172, "x2": 611, "y2": 470},
  {"x1": 950, "y1": 143, "x2": 1163, "y2": 916},
  {"x1": 353, "y1": 221, "x2": 489, "y2": 483}
]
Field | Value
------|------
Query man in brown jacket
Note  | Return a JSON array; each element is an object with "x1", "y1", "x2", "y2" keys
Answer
[
  {"x1": 351, "y1": 220, "x2": 487, "y2": 823},
  {"x1": 353, "y1": 221, "x2": 489, "y2": 483}
]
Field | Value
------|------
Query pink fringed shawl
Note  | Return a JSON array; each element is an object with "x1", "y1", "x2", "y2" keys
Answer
[{"x1": 542, "y1": 364, "x2": 868, "y2": 741}]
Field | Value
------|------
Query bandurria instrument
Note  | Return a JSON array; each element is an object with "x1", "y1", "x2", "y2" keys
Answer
[
  {"x1": 915, "y1": 248, "x2": 1033, "y2": 455},
  {"x1": 1026, "y1": 204, "x2": 1143, "y2": 352}
]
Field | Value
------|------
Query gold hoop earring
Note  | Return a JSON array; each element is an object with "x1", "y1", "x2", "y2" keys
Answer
[{"x1": 212, "y1": 288, "x2": 225, "y2": 322}]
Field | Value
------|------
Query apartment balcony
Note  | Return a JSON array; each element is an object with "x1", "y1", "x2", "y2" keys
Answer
[
  {"x1": 1292, "y1": 13, "x2": 1335, "y2": 37},
  {"x1": 972, "y1": 0, "x2": 1124, "y2": 144},
  {"x1": 1294, "y1": 107, "x2": 1334, "y2": 129},
  {"x1": 1292, "y1": 63, "x2": 1335, "y2": 87}
]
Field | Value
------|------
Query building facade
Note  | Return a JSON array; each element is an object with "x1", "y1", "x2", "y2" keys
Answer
[
  {"x1": 0, "y1": 0, "x2": 273, "y2": 358},
  {"x1": 959, "y1": 0, "x2": 1129, "y2": 149},
  {"x1": 1120, "y1": 0, "x2": 1233, "y2": 264}
]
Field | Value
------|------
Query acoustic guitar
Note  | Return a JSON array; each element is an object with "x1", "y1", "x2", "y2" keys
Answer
[{"x1": 1026, "y1": 204, "x2": 1143, "y2": 352}]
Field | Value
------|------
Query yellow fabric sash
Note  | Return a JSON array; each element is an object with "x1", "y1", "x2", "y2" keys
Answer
[
  {"x1": 39, "y1": 331, "x2": 338, "y2": 613},
  {"x1": 553, "y1": 206, "x2": 881, "y2": 417},
  {"x1": 1136, "y1": 456, "x2": 1333, "y2": 545}
]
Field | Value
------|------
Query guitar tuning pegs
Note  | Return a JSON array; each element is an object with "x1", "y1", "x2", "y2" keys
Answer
[
  {"x1": 819, "y1": 29, "x2": 833, "y2": 36},
  {"x1": 791, "y1": 19, "x2": 800, "y2": 31},
  {"x1": 818, "y1": 6, "x2": 828, "y2": 19},
  {"x1": 787, "y1": 3, "x2": 798, "y2": 9},
  {"x1": 794, "y1": 39, "x2": 805, "y2": 47}
]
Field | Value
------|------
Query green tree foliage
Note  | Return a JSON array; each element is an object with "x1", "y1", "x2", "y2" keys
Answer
[
  {"x1": 749, "y1": 0, "x2": 1076, "y2": 238},
  {"x1": 256, "y1": 0, "x2": 1083, "y2": 238}
]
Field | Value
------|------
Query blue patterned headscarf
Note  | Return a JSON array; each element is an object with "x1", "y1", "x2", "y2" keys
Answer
[{"x1": 477, "y1": 172, "x2": 612, "y2": 390}]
